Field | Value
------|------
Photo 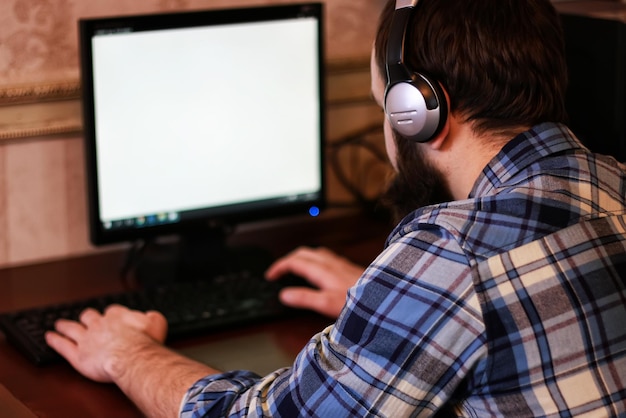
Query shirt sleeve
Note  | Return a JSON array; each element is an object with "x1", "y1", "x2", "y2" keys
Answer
[{"x1": 180, "y1": 225, "x2": 487, "y2": 417}]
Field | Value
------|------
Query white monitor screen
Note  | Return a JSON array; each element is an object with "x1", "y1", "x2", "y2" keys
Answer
[{"x1": 80, "y1": 4, "x2": 325, "y2": 244}]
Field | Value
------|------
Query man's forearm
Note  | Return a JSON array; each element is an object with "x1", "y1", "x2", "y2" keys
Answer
[{"x1": 109, "y1": 342, "x2": 220, "y2": 418}]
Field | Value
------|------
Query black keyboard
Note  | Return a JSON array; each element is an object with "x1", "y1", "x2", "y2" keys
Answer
[{"x1": 0, "y1": 272, "x2": 306, "y2": 366}]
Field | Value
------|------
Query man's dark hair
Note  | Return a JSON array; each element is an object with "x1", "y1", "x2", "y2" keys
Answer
[{"x1": 375, "y1": 0, "x2": 569, "y2": 136}]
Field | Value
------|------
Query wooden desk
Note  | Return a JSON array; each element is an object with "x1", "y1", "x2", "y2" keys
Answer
[{"x1": 0, "y1": 210, "x2": 390, "y2": 417}]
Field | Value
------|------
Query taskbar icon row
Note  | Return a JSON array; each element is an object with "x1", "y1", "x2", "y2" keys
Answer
[{"x1": 103, "y1": 212, "x2": 180, "y2": 230}]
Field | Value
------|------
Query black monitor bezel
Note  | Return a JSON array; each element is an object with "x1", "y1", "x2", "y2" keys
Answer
[{"x1": 79, "y1": 3, "x2": 326, "y2": 245}]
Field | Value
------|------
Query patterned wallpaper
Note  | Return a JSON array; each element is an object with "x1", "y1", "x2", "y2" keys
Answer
[{"x1": 0, "y1": 0, "x2": 385, "y2": 87}]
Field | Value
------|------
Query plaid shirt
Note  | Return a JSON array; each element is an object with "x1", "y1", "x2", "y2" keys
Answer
[{"x1": 181, "y1": 122, "x2": 626, "y2": 417}]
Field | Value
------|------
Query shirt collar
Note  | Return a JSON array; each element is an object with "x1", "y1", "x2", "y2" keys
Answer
[{"x1": 469, "y1": 122, "x2": 586, "y2": 198}]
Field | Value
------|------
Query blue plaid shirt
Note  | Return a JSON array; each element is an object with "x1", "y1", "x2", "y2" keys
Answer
[{"x1": 181, "y1": 122, "x2": 626, "y2": 417}]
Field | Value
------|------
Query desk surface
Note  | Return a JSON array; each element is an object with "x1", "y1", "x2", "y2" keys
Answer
[{"x1": 0, "y1": 210, "x2": 390, "y2": 417}]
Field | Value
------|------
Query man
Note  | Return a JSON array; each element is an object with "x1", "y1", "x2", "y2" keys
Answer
[{"x1": 46, "y1": 0, "x2": 626, "y2": 416}]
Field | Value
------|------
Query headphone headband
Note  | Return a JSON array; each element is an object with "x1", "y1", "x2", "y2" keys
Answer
[
  {"x1": 383, "y1": 0, "x2": 447, "y2": 143},
  {"x1": 386, "y1": 0, "x2": 418, "y2": 84}
]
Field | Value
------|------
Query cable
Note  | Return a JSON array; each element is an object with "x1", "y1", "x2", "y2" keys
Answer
[{"x1": 327, "y1": 124, "x2": 392, "y2": 217}]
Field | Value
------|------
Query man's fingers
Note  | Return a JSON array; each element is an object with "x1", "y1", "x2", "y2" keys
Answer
[
  {"x1": 45, "y1": 329, "x2": 79, "y2": 362},
  {"x1": 79, "y1": 307, "x2": 102, "y2": 326},
  {"x1": 53, "y1": 318, "x2": 87, "y2": 341},
  {"x1": 267, "y1": 247, "x2": 328, "y2": 278},
  {"x1": 279, "y1": 288, "x2": 344, "y2": 318},
  {"x1": 268, "y1": 253, "x2": 342, "y2": 289},
  {"x1": 145, "y1": 311, "x2": 168, "y2": 342}
]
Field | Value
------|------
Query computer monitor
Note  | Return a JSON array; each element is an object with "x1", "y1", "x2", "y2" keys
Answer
[{"x1": 78, "y1": 2, "x2": 325, "y2": 265}]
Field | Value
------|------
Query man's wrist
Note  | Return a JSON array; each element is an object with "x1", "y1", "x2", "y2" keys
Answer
[{"x1": 104, "y1": 337, "x2": 161, "y2": 384}]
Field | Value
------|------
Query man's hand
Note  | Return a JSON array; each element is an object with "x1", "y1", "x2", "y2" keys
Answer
[
  {"x1": 45, "y1": 305, "x2": 168, "y2": 383},
  {"x1": 45, "y1": 305, "x2": 217, "y2": 417},
  {"x1": 266, "y1": 246, "x2": 364, "y2": 318}
]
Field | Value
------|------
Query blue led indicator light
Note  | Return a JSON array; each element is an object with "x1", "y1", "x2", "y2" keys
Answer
[{"x1": 309, "y1": 206, "x2": 320, "y2": 217}]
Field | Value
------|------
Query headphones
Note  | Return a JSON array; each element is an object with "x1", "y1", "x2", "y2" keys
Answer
[{"x1": 384, "y1": 0, "x2": 448, "y2": 143}]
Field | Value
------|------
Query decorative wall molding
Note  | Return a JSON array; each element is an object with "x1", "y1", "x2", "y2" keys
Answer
[
  {"x1": 0, "y1": 80, "x2": 82, "y2": 142},
  {"x1": 0, "y1": 80, "x2": 80, "y2": 105}
]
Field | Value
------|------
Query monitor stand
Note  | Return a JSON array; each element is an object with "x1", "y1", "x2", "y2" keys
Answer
[{"x1": 126, "y1": 225, "x2": 273, "y2": 287}]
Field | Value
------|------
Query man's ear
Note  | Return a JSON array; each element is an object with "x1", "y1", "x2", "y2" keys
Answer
[{"x1": 426, "y1": 118, "x2": 450, "y2": 150}]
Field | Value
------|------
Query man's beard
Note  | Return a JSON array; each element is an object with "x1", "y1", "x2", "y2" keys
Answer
[{"x1": 380, "y1": 137, "x2": 453, "y2": 224}]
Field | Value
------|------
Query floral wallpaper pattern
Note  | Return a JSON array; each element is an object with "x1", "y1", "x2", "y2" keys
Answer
[
  {"x1": 1, "y1": 0, "x2": 76, "y2": 83},
  {"x1": 0, "y1": 0, "x2": 384, "y2": 87}
]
